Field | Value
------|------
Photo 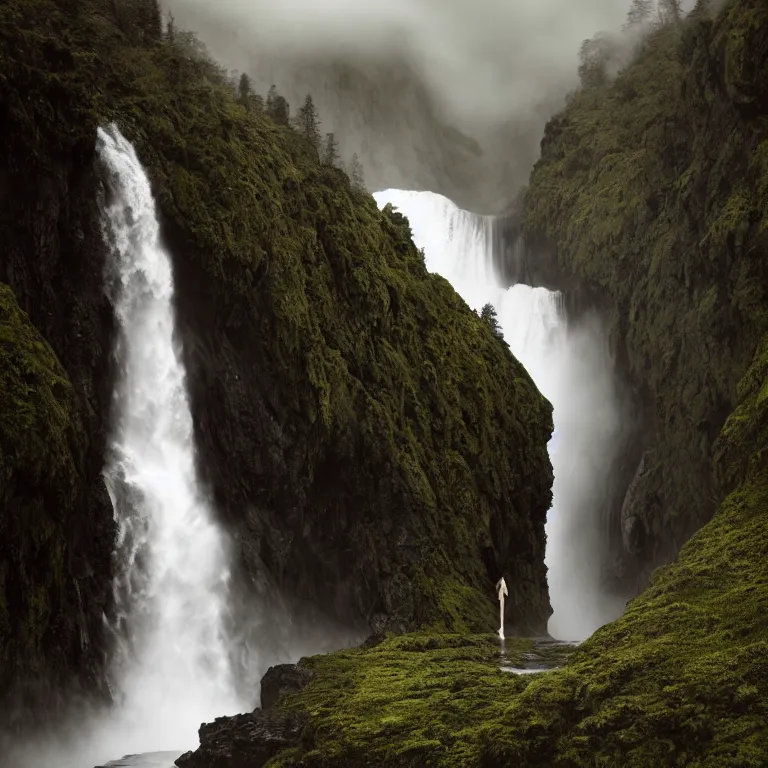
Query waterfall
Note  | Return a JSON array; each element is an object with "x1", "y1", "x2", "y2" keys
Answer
[
  {"x1": 374, "y1": 189, "x2": 625, "y2": 641},
  {"x1": 97, "y1": 125, "x2": 244, "y2": 753}
]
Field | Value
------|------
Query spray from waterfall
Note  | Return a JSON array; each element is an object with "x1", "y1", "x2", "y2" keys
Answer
[
  {"x1": 375, "y1": 189, "x2": 626, "y2": 641},
  {"x1": 97, "y1": 123, "x2": 245, "y2": 752}
]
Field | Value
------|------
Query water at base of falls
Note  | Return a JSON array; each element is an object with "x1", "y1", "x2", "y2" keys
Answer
[{"x1": 374, "y1": 189, "x2": 626, "y2": 642}]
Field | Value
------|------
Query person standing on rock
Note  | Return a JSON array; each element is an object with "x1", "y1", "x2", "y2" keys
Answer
[{"x1": 496, "y1": 576, "x2": 508, "y2": 640}]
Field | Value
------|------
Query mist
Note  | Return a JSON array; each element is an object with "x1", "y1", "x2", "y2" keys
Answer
[
  {"x1": 2, "y1": 606, "x2": 363, "y2": 768},
  {"x1": 162, "y1": 0, "x2": 635, "y2": 211},
  {"x1": 497, "y1": 291, "x2": 628, "y2": 640},
  {"x1": 538, "y1": 314, "x2": 628, "y2": 640},
  {"x1": 165, "y1": 0, "x2": 630, "y2": 123}
]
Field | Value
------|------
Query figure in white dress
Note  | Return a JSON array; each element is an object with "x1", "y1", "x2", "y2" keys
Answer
[{"x1": 496, "y1": 576, "x2": 508, "y2": 640}]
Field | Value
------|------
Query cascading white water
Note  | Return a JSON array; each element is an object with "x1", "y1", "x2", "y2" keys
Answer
[
  {"x1": 97, "y1": 124, "x2": 245, "y2": 754},
  {"x1": 374, "y1": 189, "x2": 626, "y2": 641}
]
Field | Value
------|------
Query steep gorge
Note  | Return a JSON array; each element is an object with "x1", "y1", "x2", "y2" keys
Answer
[
  {"x1": 177, "y1": 2, "x2": 768, "y2": 765},
  {"x1": 521, "y1": 0, "x2": 768, "y2": 593},
  {"x1": 1, "y1": 0, "x2": 768, "y2": 764},
  {"x1": 0, "y1": 0, "x2": 554, "y2": 739}
]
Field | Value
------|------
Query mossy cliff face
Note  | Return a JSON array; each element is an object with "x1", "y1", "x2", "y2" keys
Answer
[
  {"x1": 0, "y1": 0, "x2": 554, "y2": 716},
  {"x1": 123, "y1": 48, "x2": 554, "y2": 635},
  {"x1": 0, "y1": 0, "x2": 116, "y2": 726},
  {"x1": 0, "y1": 285, "x2": 113, "y2": 724},
  {"x1": 75, "y1": 1, "x2": 555, "y2": 634},
  {"x1": 523, "y1": 0, "x2": 768, "y2": 593}
]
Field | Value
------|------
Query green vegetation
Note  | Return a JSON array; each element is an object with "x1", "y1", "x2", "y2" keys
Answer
[
  {"x1": 212, "y1": 2, "x2": 768, "y2": 765},
  {"x1": 0, "y1": 284, "x2": 82, "y2": 687},
  {"x1": 277, "y1": 634, "x2": 538, "y2": 767}
]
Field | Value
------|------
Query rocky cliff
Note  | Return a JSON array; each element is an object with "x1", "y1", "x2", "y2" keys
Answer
[
  {"x1": 521, "y1": 0, "x2": 768, "y2": 594},
  {"x1": 0, "y1": 285, "x2": 113, "y2": 725},
  {"x1": 0, "y1": 0, "x2": 117, "y2": 728},
  {"x1": 190, "y1": 330, "x2": 766, "y2": 766},
  {"x1": 0, "y1": 0, "x2": 554, "y2": 723}
]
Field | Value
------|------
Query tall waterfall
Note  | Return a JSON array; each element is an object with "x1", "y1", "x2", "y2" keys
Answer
[
  {"x1": 97, "y1": 125, "x2": 244, "y2": 753},
  {"x1": 374, "y1": 189, "x2": 625, "y2": 641}
]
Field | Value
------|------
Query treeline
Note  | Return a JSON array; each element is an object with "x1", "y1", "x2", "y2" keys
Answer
[
  {"x1": 577, "y1": 0, "x2": 692, "y2": 89},
  {"x1": 236, "y1": 77, "x2": 367, "y2": 192},
  {"x1": 108, "y1": 0, "x2": 367, "y2": 193}
]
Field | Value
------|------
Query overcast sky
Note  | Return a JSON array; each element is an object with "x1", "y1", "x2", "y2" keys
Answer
[{"x1": 164, "y1": 0, "x2": 633, "y2": 124}]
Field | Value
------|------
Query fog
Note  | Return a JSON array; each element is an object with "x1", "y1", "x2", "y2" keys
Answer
[
  {"x1": 540, "y1": 314, "x2": 628, "y2": 640},
  {"x1": 162, "y1": 0, "x2": 636, "y2": 211},
  {"x1": 164, "y1": 0, "x2": 629, "y2": 123},
  {"x1": 2, "y1": 608, "x2": 361, "y2": 768}
]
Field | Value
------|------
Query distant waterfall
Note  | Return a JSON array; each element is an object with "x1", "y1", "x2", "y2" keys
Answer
[
  {"x1": 97, "y1": 125, "x2": 244, "y2": 753},
  {"x1": 375, "y1": 189, "x2": 625, "y2": 640}
]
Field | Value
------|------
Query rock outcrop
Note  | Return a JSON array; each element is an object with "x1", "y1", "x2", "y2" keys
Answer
[
  {"x1": 176, "y1": 662, "x2": 313, "y2": 768},
  {"x1": 176, "y1": 710, "x2": 306, "y2": 768}
]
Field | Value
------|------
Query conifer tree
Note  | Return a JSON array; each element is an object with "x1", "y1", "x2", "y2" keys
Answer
[
  {"x1": 322, "y1": 133, "x2": 340, "y2": 167},
  {"x1": 625, "y1": 0, "x2": 653, "y2": 27},
  {"x1": 266, "y1": 84, "x2": 278, "y2": 114},
  {"x1": 293, "y1": 94, "x2": 322, "y2": 152},
  {"x1": 266, "y1": 85, "x2": 290, "y2": 125},
  {"x1": 146, "y1": 0, "x2": 162, "y2": 40},
  {"x1": 480, "y1": 303, "x2": 504, "y2": 340},
  {"x1": 238, "y1": 73, "x2": 253, "y2": 106},
  {"x1": 577, "y1": 34, "x2": 616, "y2": 89},
  {"x1": 166, "y1": 11, "x2": 176, "y2": 42},
  {"x1": 658, "y1": 0, "x2": 682, "y2": 23},
  {"x1": 349, "y1": 153, "x2": 366, "y2": 192},
  {"x1": 272, "y1": 96, "x2": 290, "y2": 125}
]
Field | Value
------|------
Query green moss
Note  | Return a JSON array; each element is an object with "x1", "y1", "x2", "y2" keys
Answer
[
  {"x1": 243, "y1": 2, "x2": 768, "y2": 764},
  {"x1": 88, "y1": 9, "x2": 553, "y2": 629},
  {"x1": 0, "y1": 283, "x2": 83, "y2": 686},
  {"x1": 276, "y1": 634, "x2": 538, "y2": 767},
  {"x1": 0, "y1": 0, "x2": 554, "y2": 640}
]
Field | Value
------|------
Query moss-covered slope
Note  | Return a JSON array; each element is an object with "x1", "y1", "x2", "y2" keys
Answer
[
  {"x1": 171, "y1": 3, "x2": 768, "y2": 765},
  {"x1": 85, "y1": 5, "x2": 554, "y2": 633},
  {"x1": 522, "y1": 0, "x2": 768, "y2": 591},
  {"x1": 0, "y1": 284, "x2": 112, "y2": 717}
]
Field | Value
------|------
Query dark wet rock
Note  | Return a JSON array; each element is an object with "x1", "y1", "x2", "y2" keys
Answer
[
  {"x1": 260, "y1": 664, "x2": 313, "y2": 710},
  {"x1": 175, "y1": 710, "x2": 306, "y2": 768}
]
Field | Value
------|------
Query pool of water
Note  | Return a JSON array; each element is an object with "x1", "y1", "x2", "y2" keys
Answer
[{"x1": 499, "y1": 637, "x2": 577, "y2": 675}]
